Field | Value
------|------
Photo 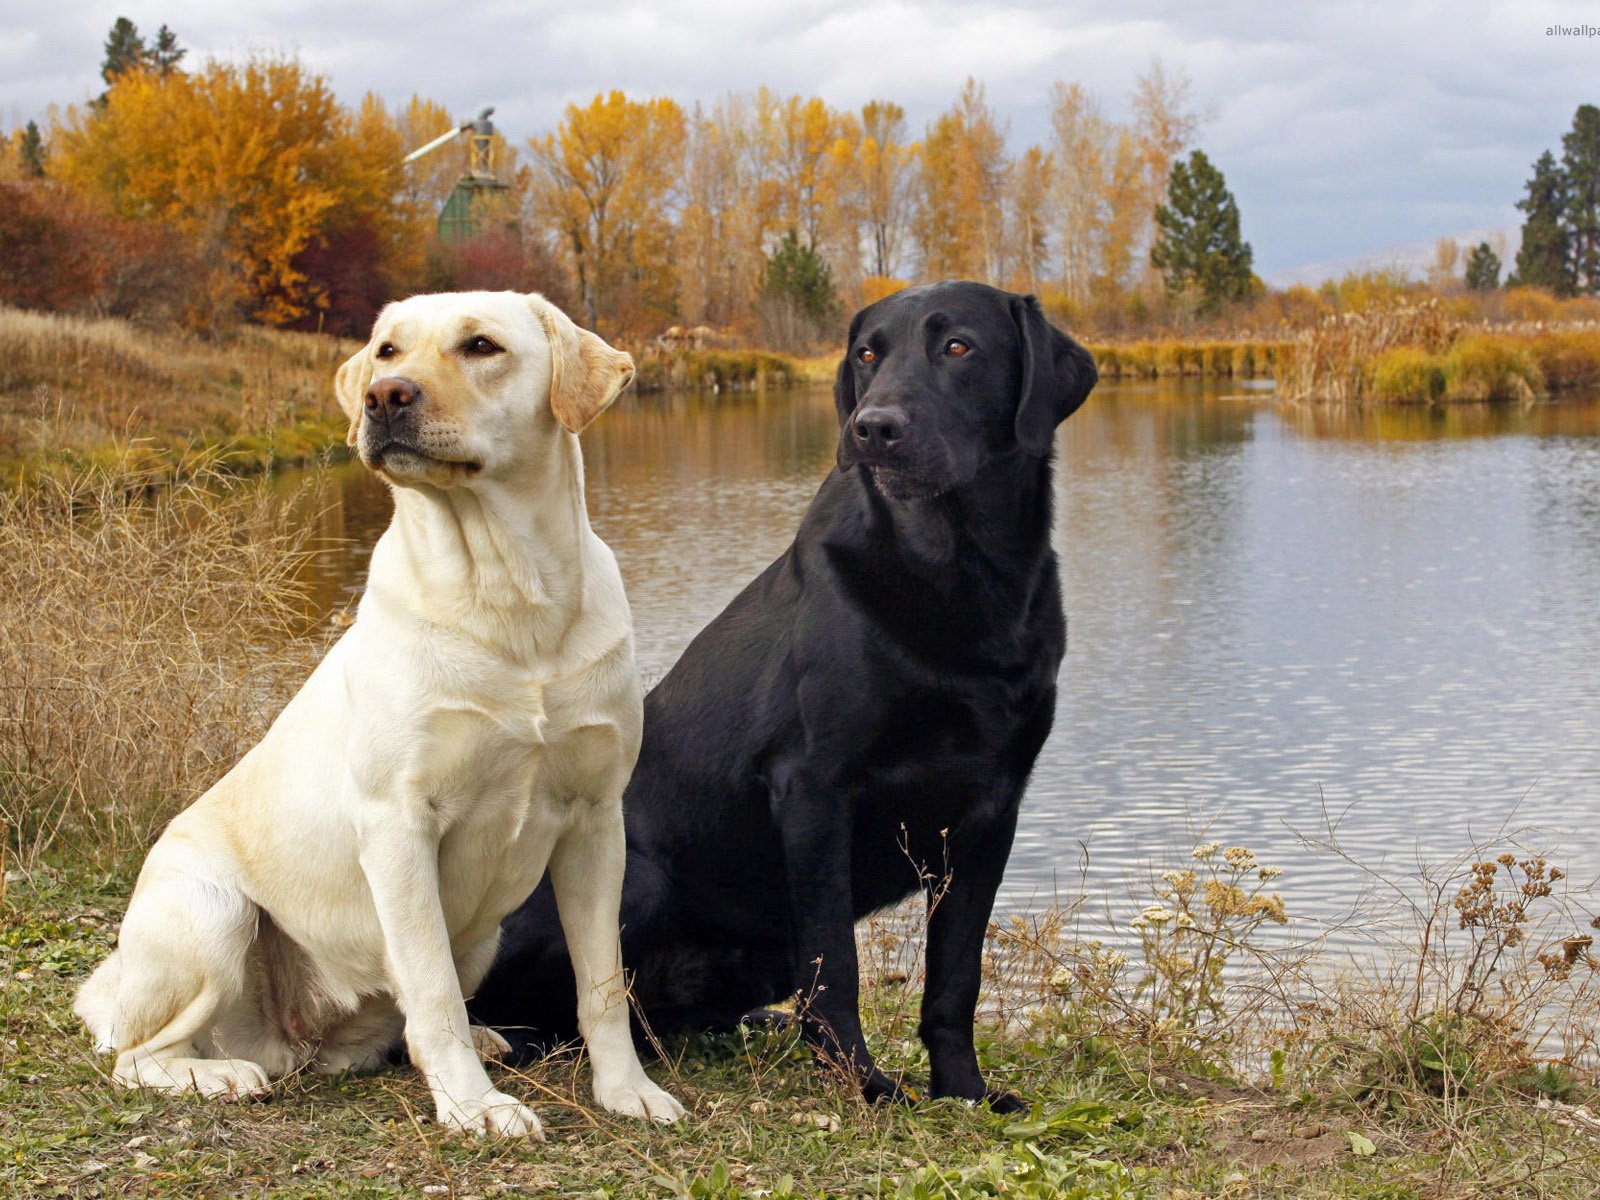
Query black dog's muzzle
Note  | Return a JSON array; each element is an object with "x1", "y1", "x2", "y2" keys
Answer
[{"x1": 847, "y1": 403, "x2": 909, "y2": 462}]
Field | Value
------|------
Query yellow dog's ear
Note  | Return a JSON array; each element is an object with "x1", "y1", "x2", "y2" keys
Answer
[
  {"x1": 334, "y1": 349, "x2": 371, "y2": 447},
  {"x1": 530, "y1": 295, "x2": 635, "y2": 434}
]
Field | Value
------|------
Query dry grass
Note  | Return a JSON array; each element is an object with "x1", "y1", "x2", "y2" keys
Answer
[
  {"x1": 0, "y1": 305, "x2": 354, "y2": 484},
  {"x1": 1087, "y1": 340, "x2": 1289, "y2": 382},
  {"x1": 0, "y1": 443, "x2": 328, "y2": 869},
  {"x1": 1281, "y1": 301, "x2": 1600, "y2": 405}
]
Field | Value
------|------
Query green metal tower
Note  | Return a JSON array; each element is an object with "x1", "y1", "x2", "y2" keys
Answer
[{"x1": 402, "y1": 106, "x2": 515, "y2": 244}]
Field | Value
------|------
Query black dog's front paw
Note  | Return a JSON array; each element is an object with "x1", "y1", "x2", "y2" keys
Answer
[
  {"x1": 739, "y1": 1007, "x2": 798, "y2": 1032},
  {"x1": 981, "y1": 1088, "x2": 1027, "y2": 1114},
  {"x1": 862, "y1": 1071, "x2": 919, "y2": 1106}
]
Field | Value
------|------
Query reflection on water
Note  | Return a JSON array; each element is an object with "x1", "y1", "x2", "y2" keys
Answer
[{"x1": 287, "y1": 381, "x2": 1600, "y2": 937}]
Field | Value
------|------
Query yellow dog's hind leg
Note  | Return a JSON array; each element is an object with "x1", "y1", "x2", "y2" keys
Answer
[{"x1": 75, "y1": 860, "x2": 272, "y2": 1100}]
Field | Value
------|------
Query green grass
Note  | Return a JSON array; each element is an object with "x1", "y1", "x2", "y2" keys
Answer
[{"x1": 5, "y1": 872, "x2": 1597, "y2": 1199}]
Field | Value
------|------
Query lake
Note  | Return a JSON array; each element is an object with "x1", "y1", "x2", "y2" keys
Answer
[{"x1": 283, "y1": 380, "x2": 1600, "y2": 939}]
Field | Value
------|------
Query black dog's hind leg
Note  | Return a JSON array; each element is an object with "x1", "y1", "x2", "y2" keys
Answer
[
  {"x1": 919, "y1": 803, "x2": 1027, "y2": 1113},
  {"x1": 773, "y1": 779, "x2": 910, "y2": 1104}
]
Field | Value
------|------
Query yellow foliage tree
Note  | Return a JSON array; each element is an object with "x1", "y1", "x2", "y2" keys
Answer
[
  {"x1": 1131, "y1": 57, "x2": 1201, "y2": 283},
  {"x1": 1048, "y1": 82, "x2": 1111, "y2": 305},
  {"x1": 529, "y1": 91, "x2": 686, "y2": 335},
  {"x1": 677, "y1": 101, "x2": 764, "y2": 330},
  {"x1": 1096, "y1": 127, "x2": 1147, "y2": 299},
  {"x1": 918, "y1": 78, "x2": 1008, "y2": 283},
  {"x1": 53, "y1": 55, "x2": 400, "y2": 327},
  {"x1": 1005, "y1": 145, "x2": 1053, "y2": 294},
  {"x1": 852, "y1": 101, "x2": 918, "y2": 281},
  {"x1": 758, "y1": 92, "x2": 842, "y2": 250}
]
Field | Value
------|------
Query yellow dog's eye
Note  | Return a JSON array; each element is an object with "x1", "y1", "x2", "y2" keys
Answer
[
  {"x1": 465, "y1": 335, "x2": 503, "y2": 356},
  {"x1": 857, "y1": 347, "x2": 876, "y2": 365},
  {"x1": 944, "y1": 338, "x2": 970, "y2": 358},
  {"x1": 375, "y1": 342, "x2": 396, "y2": 359}
]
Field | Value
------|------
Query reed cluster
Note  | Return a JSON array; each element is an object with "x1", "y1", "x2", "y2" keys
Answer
[
  {"x1": 1281, "y1": 299, "x2": 1600, "y2": 404},
  {"x1": 1088, "y1": 339, "x2": 1291, "y2": 380}
]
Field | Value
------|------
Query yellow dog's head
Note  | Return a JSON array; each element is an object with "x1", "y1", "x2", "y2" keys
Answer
[{"x1": 335, "y1": 291, "x2": 635, "y2": 489}]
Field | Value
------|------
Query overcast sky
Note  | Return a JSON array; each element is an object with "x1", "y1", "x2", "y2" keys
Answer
[{"x1": 1, "y1": 1, "x2": 1592, "y2": 279}]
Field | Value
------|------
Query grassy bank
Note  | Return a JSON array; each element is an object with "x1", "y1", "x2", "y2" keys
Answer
[
  {"x1": 0, "y1": 306, "x2": 354, "y2": 487},
  {"x1": 3, "y1": 453, "x2": 1600, "y2": 1197},
  {"x1": 5, "y1": 852, "x2": 1598, "y2": 1198},
  {"x1": 633, "y1": 349, "x2": 834, "y2": 394}
]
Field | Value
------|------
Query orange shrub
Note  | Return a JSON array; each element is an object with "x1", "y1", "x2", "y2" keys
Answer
[
  {"x1": 861, "y1": 276, "x2": 911, "y2": 307},
  {"x1": 1501, "y1": 286, "x2": 1560, "y2": 323}
]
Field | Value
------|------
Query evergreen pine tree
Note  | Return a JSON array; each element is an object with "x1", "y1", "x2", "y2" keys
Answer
[
  {"x1": 1562, "y1": 103, "x2": 1600, "y2": 294},
  {"x1": 95, "y1": 19, "x2": 185, "y2": 107},
  {"x1": 18, "y1": 120, "x2": 45, "y2": 178},
  {"x1": 150, "y1": 24, "x2": 186, "y2": 76},
  {"x1": 761, "y1": 229, "x2": 839, "y2": 326},
  {"x1": 101, "y1": 17, "x2": 146, "y2": 87},
  {"x1": 1514, "y1": 150, "x2": 1571, "y2": 293},
  {"x1": 1150, "y1": 149, "x2": 1253, "y2": 314},
  {"x1": 1464, "y1": 242, "x2": 1501, "y2": 291}
]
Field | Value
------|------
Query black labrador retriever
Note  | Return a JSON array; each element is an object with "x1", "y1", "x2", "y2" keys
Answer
[{"x1": 471, "y1": 281, "x2": 1097, "y2": 1109}]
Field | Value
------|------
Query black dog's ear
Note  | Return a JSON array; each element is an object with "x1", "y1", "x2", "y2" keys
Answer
[
  {"x1": 833, "y1": 305, "x2": 869, "y2": 471},
  {"x1": 1012, "y1": 294, "x2": 1098, "y2": 457}
]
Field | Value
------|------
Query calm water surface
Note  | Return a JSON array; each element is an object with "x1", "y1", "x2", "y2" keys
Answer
[{"x1": 286, "y1": 381, "x2": 1600, "y2": 937}]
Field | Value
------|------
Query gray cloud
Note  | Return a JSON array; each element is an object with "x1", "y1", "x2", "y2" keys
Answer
[{"x1": 1, "y1": 0, "x2": 1591, "y2": 277}]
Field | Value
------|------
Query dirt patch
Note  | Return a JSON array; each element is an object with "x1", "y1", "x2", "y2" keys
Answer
[{"x1": 1226, "y1": 1126, "x2": 1352, "y2": 1169}]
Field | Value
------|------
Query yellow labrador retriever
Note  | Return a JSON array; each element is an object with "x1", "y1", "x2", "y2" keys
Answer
[{"x1": 75, "y1": 291, "x2": 684, "y2": 1137}]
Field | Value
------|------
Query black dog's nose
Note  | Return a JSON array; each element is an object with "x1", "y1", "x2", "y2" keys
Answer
[
  {"x1": 365, "y1": 377, "x2": 419, "y2": 421},
  {"x1": 851, "y1": 406, "x2": 907, "y2": 455}
]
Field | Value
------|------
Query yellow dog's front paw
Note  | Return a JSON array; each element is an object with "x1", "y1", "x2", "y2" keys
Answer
[
  {"x1": 594, "y1": 1074, "x2": 686, "y2": 1124},
  {"x1": 437, "y1": 1090, "x2": 544, "y2": 1139}
]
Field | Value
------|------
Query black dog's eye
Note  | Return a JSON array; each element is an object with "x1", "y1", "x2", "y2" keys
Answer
[
  {"x1": 857, "y1": 346, "x2": 877, "y2": 365},
  {"x1": 375, "y1": 342, "x2": 396, "y2": 359},
  {"x1": 464, "y1": 335, "x2": 504, "y2": 357},
  {"x1": 944, "y1": 338, "x2": 971, "y2": 358}
]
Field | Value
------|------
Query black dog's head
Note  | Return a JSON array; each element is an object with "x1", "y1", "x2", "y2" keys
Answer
[{"x1": 833, "y1": 281, "x2": 1097, "y2": 499}]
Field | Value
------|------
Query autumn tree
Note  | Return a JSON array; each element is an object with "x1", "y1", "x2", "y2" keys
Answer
[
  {"x1": 1005, "y1": 146, "x2": 1052, "y2": 294},
  {"x1": 54, "y1": 53, "x2": 402, "y2": 330},
  {"x1": 1150, "y1": 149, "x2": 1253, "y2": 314},
  {"x1": 675, "y1": 99, "x2": 766, "y2": 330},
  {"x1": 1464, "y1": 241, "x2": 1501, "y2": 291},
  {"x1": 918, "y1": 78, "x2": 1008, "y2": 282},
  {"x1": 1131, "y1": 57, "x2": 1201, "y2": 282},
  {"x1": 757, "y1": 92, "x2": 841, "y2": 250},
  {"x1": 852, "y1": 101, "x2": 917, "y2": 281},
  {"x1": 1096, "y1": 127, "x2": 1147, "y2": 299},
  {"x1": 1428, "y1": 236, "x2": 1461, "y2": 290},
  {"x1": 529, "y1": 91, "x2": 686, "y2": 334},
  {"x1": 1048, "y1": 82, "x2": 1110, "y2": 305}
]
